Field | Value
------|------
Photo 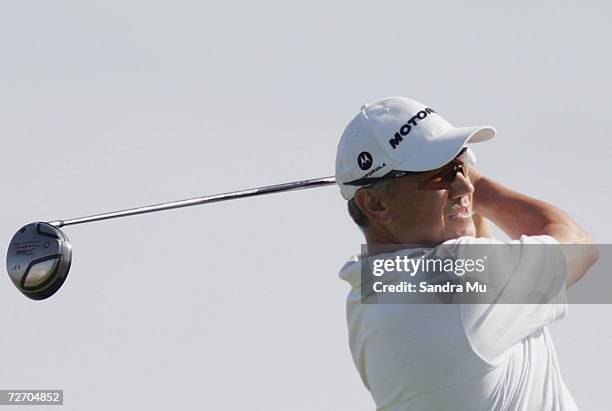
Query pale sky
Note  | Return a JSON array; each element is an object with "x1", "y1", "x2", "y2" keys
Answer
[{"x1": 1, "y1": 1, "x2": 611, "y2": 410}]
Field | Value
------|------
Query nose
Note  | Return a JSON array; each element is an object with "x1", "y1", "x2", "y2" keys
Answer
[{"x1": 449, "y1": 169, "x2": 474, "y2": 199}]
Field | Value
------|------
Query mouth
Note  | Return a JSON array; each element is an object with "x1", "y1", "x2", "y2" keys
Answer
[{"x1": 447, "y1": 206, "x2": 472, "y2": 220}]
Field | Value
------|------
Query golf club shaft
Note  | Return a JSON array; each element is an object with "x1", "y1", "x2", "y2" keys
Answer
[{"x1": 48, "y1": 176, "x2": 336, "y2": 228}]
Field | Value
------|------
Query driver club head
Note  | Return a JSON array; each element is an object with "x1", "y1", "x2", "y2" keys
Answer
[{"x1": 6, "y1": 222, "x2": 72, "y2": 300}]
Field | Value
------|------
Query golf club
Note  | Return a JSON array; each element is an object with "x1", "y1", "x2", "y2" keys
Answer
[{"x1": 6, "y1": 176, "x2": 336, "y2": 300}]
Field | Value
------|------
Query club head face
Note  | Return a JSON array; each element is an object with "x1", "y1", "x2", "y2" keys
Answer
[{"x1": 6, "y1": 222, "x2": 72, "y2": 300}]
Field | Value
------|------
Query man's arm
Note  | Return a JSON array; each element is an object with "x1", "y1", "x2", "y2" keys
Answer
[
  {"x1": 470, "y1": 169, "x2": 599, "y2": 287},
  {"x1": 472, "y1": 213, "x2": 492, "y2": 238}
]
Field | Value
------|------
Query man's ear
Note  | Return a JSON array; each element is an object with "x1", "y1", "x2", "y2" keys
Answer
[{"x1": 354, "y1": 188, "x2": 393, "y2": 225}]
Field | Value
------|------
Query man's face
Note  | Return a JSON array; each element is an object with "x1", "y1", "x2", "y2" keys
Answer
[{"x1": 381, "y1": 156, "x2": 476, "y2": 244}]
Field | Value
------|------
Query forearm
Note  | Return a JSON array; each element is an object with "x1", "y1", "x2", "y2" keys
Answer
[
  {"x1": 473, "y1": 213, "x2": 492, "y2": 238},
  {"x1": 471, "y1": 173, "x2": 598, "y2": 286},
  {"x1": 472, "y1": 174, "x2": 591, "y2": 244}
]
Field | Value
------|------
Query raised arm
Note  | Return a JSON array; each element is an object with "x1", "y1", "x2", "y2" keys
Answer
[{"x1": 470, "y1": 169, "x2": 598, "y2": 286}]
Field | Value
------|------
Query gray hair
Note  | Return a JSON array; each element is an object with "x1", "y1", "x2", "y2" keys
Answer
[{"x1": 347, "y1": 179, "x2": 396, "y2": 228}]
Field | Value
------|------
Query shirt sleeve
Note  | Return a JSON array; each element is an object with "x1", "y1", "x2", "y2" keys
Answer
[{"x1": 455, "y1": 235, "x2": 568, "y2": 362}]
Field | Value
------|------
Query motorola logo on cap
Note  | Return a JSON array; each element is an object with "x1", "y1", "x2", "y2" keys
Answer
[{"x1": 357, "y1": 152, "x2": 373, "y2": 170}]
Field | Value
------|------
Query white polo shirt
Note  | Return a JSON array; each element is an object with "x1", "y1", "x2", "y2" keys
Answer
[{"x1": 339, "y1": 235, "x2": 577, "y2": 411}]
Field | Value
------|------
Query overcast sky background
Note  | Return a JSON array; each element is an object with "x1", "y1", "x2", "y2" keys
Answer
[{"x1": 1, "y1": 1, "x2": 611, "y2": 410}]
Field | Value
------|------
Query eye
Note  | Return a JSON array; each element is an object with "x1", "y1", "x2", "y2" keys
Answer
[
  {"x1": 439, "y1": 162, "x2": 464, "y2": 182},
  {"x1": 420, "y1": 171, "x2": 453, "y2": 190},
  {"x1": 457, "y1": 163, "x2": 469, "y2": 178}
]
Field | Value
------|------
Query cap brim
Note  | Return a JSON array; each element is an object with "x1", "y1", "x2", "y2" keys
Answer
[{"x1": 394, "y1": 126, "x2": 495, "y2": 172}]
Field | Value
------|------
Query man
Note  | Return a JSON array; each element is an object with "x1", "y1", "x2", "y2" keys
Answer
[{"x1": 335, "y1": 97, "x2": 598, "y2": 410}]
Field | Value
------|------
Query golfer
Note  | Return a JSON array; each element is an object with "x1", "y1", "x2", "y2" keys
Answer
[{"x1": 335, "y1": 97, "x2": 598, "y2": 410}]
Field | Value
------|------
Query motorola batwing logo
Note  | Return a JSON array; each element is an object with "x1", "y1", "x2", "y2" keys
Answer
[{"x1": 357, "y1": 152, "x2": 373, "y2": 170}]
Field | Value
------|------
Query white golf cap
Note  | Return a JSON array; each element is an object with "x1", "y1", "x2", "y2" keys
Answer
[{"x1": 335, "y1": 97, "x2": 496, "y2": 200}]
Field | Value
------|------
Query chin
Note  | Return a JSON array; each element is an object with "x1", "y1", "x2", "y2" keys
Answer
[{"x1": 446, "y1": 220, "x2": 476, "y2": 239}]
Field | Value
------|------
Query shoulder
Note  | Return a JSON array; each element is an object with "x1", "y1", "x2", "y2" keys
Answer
[{"x1": 443, "y1": 235, "x2": 560, "y2": 246}]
